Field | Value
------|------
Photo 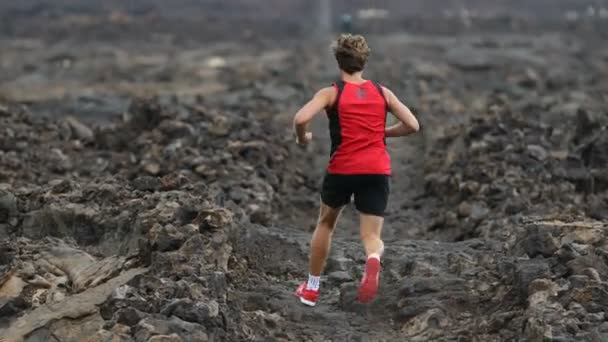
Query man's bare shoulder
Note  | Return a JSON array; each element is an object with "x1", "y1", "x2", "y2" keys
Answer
[
  {"x1": 380, "y1": 85, "x2": 395, "y2": 97},
  {"x1": 312, "y1": 86, "x2": 338, "y2": 107},
  {"x1": 380, "y1": 86, "x2": 395, "y2": 105},
  {"x1": 316, "y1": 86, "x2": 336, "y2": 97}
]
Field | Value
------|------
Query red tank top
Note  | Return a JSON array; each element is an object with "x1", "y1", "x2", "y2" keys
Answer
[{"x1": 326, "y1": 80, "x2": 391, "y2": 175}]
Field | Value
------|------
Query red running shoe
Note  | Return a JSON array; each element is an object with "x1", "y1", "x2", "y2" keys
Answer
[
  {"x1": 295, "y1": 283, "x2": 319, "y2": 306},
  {"x1": 358, "y1": 257, "x2": 381, "y2": 303}
]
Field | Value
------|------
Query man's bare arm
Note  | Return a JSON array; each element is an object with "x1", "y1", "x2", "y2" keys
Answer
[
  {"x1": 383, "y1": 87, "x2": 420, "y2": 137},
  {"x1": 293, "y1": 87, "x2": 334, "y2": 145}
]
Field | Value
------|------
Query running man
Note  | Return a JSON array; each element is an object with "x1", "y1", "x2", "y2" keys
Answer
[{"x1": 292, "y1": 34, "x2": 420, "y2": 306}]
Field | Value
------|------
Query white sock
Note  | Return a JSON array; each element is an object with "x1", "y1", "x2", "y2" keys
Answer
[
  {"x1": 368, "y1": 253, "x2": 381, "y2": 261},
  {"x1": 369, "y1": 242, "x2": 384, "y2": 260},
  {"x1": 306, "y1": 274, "x2": 320, "y2": 291}
]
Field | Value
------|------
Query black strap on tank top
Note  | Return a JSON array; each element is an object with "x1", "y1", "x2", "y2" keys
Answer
[
  {"x1": 327, "y1": 80, "x2": 345, "y2": 113},
  {"x1": 326, "y1": 80, "x2": 345, "y2": 156}
]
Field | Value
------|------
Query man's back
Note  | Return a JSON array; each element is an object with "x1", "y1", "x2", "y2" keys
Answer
[{"x1": 326, "y1": 80, "x2": 391, "y2": 175}]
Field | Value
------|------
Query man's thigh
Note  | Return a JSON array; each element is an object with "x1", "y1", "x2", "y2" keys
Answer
[
  {"x1": 320, "y1": 173, "x2": 352, "y2": 210},
  {"x1": 353, "y1": 175, "x2": 389, "y2": 217}
]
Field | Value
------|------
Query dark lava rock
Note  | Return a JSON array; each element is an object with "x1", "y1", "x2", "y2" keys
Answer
[
  {"x1": 132, "y1": 176, "x2": 161, "y2": 192},
  {"x1": 0, "y1": 190, "x2": 17, "y2": 223},
  {"x1": 514, "y1": 259, "x2": 551, "y2": 301},
  {"x1": 115, "y1": 307, "x2": 146, "y2": 327},
  {"x1": 160, "y1": 298, "x2": 219, "y2": 326},
  {"x1": 523, "y1": 224, "x2": 559, "y2": 257},
  {"x1": 127, "y1": 97, "x2": 166, "y2": 131}
]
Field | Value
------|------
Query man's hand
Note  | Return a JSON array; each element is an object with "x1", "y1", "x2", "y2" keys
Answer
[
  {"x1": 382, "y1": 86, "x2": 420, "y2": 137},
  {"x1": 296, "y1": 132, "x2": 312, "y2": 146},
  {"x1": 292, "y1": 87, "x2": 334, "y2": 149}
]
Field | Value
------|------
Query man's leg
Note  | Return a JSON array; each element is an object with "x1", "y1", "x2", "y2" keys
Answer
[
  {"x1": 296, "y1": 174, "x2": 350, "y2": 306},
  {"x1": 354, "y1": 175, "x2": 389, "y2": 303},
  {"x1": 357, "y1": 213, "x2": 384, "y2": 303},
  {"x1": 309, "y1": 202, "x2": 344, "y2": 276},
  {"x1": 295, "y1": 201, "x2": 344, "y2": 306},
  {"x1": 360, "y1": 213, "x2": 385, "y2": 259}
]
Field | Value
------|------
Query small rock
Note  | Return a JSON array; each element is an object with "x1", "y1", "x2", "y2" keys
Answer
[
  {"x1": 249, "y1": 208, "x2": 271, "y2": 226},
  {"x1": 194, "y1": 164, "x2": 217, "y2": 178},
  {"x1": 588, "y1": 312, "x2": 605, "y2": 322},
  {"x1": 556, "y1": 243, "x2": 580, "y2": 262},
  {"x1": 0, "y1": 190, "x2": 18, "y2": 223},
  {"x1": 328, "y1": 271, "x2": 353, "y2": 282},
  {"x1": 527, "y1": 144, "x2": 548, "y2": 161},
  {"x1": 254, "y1": 310, "x2": 283, "y2": 329},
  {"x1": 524, "y1": 224, "x2": 559, "y2": 257},
  {"x1": 514, "y1": 260, "x2": 551, "y2": 300},
  {"x1": 160, "y1": 173, "x2": 187, "y2": 191},
  {"x1": 148, "y1": 224, "x2": 186, "y2": 252},
  {"x1": 207, "y1": 272, "x2": 227, "y2": 298},
  {"x1": 457, "y1": 201, "x2": 472, "y2": 217},
  {"x1": 569, "y1": 302, "x2": 587, "y2": 316},
  {"x1": 445, "y1": 211, "x2": 459, "y2": 227},
  {"x1": 243, "y1": 293, "x2": 268, "y2": 311},
  {"x1": 160, "y1": 298, "x2": 218, "y2": 325},
  {"x1": 193, "y1": 164, "x2": 207, "y2": 176},
  {"x1": 0, "y1": 293, "x2": 29, "y2": 317},
  {"x1": 143, "y1": 163, "x2": 161, "y2": 176},
  {"x1": 0, "y1": 104, "x2": 9, "y2": 116},
  {"x1": 65, "y1": 116, "x2": 94, "y2": 142},
  {"x1": 115, "y1": 307, "x2": 145, "y2": 327},
  {"x1": 504, "y1": 198, "x2": 526, "y2": 215},
  {"x1": 470, "y1": 202, "x2": 489, "y2": 221},
  {"x1": 562, "y1": 228, "x2": 604, "y2": 246},
  {"x1": 326, "y1": 256, "x2": 355, "y2": 273},
  {"x1": 567, "y1": 254, "x2": 607, "y2": 280},
  {"x1": 528, "y1": 278, "x2": 557, "y2": 295},
  {"x1": 50, "y1": 179, "x2": 73, "y2": 194},
  {"x1": 132, "y1": 176, "x2": 161, "y2": 192},
  {"x1": 111, "y1": 323, "x2": 132, "y2": 335},
  {"x1": 207, "y1": 116, "x2": 231, "y2": 136},
  {"x1": 0, "y1": 224, "x2": 9, "y2": 236},
  {"x1": 206, "y1": 56, "x2": 226, "y2": 68},
  {"x1": 111, "y1": 284, "x2": 134, "y2": 300},
  {"x1": 158, "y1": 120, "x2": 194, "y2": 139},
  {"x1": 193, "y1": 207, "x2": 233, "y2": 230},
  {"x1": 569, "y1": 275, "x2": 589, "y2": 289},
  {"x1": 50, "y1": 148, "x2": 73, "y2": 172},
  {"x1": 550, "y1": 150, "x2": 569, "y2": 160},
  {"x1": 128, "y1": 97, "x2": 165, "y2": 130},
  {"x1": 517, "y1": 68, "x2": 541, "y2": 88},
  {"x1": 582, "y1": 268, "x2": 601, "y2": 283},
  {"x1": 148, "y1": 334, "x2": 183, "y2": 342},
  {"x1": 85, "y1": 329, "x2": 114, "y2": 342},
  {"x1": 400, "y1": 308, "x2": 449, "y2": 337},
  {"x1": 18, "y1": 262, "x2": 35, "y2": 279},
  {"x1": 173, "y1": 202, "x2": 199, "y2": 225}
]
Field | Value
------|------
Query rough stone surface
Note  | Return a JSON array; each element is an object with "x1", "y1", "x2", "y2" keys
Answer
[{"x1": 0, "y1": 4, "x2": 606, "y2": 341}]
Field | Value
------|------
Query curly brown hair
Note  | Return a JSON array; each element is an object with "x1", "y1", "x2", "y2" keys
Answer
[{"x1": 331, "y1": 34, "x2": 371, "y2": 74}]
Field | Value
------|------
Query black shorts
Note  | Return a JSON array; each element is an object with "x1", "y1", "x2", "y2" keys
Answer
[{"x1": 321, "y1": 173, "x2": 390, "y2": 217}]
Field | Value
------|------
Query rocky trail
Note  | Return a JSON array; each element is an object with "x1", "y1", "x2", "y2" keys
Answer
[{"x1": 1, "y1": 1, "x2": 608, "y2": 341}]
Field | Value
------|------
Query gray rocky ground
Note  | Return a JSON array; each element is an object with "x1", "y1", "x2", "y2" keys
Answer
[{"x1": 1, "y1": 1, "x2": 608, "y2": 341}]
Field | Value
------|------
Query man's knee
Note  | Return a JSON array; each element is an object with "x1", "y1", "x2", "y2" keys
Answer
[
  {"x1": 318, "y1": 215, "x2": 338, "y2": 230},
  {"x1": 318, "y1": 205, "x2": 342, "y2": 229}
]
